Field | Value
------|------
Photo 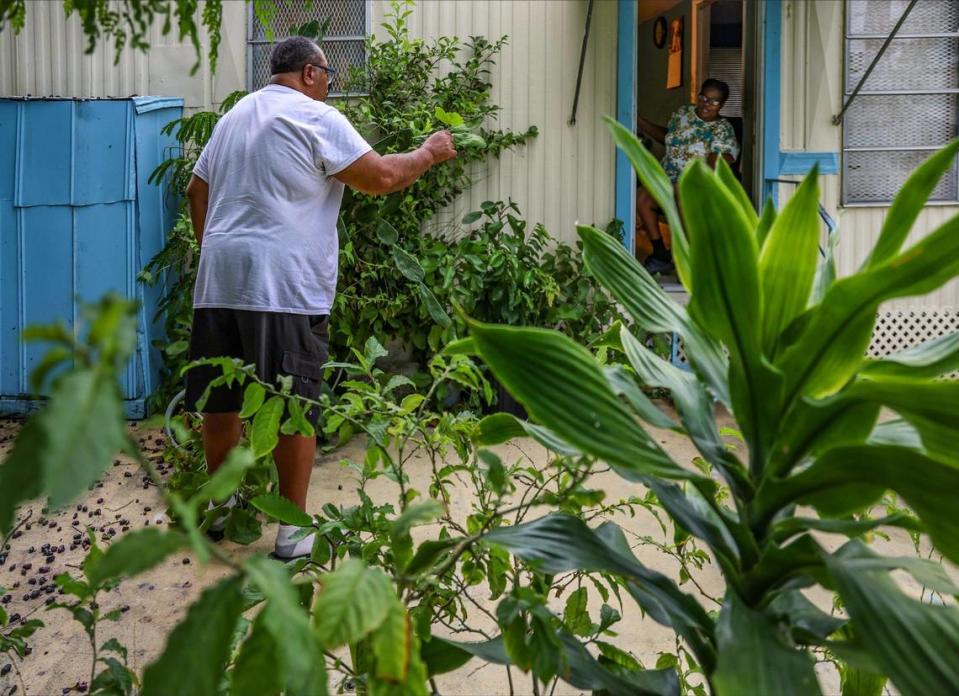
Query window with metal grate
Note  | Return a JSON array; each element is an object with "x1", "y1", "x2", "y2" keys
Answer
[
  {"x1": 247, "y1": 0, "x2": 371, "y2": 96},
  {"x1": 843, "y1": 0, "x2": 959, "y2": 205}
]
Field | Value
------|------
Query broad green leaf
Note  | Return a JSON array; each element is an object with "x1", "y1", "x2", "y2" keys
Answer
[
  {"x1": 715, "y1": 157, "x2": 758, "y2": 226},
  {"x1": 845, "y1": 377, "x2": 959, "y2": 463},
  {"x1": 860, "y1": 330, "x2": 959, "y2": 380},
  {"x1": 619, "y1": 328, "x2": 751, "y2": 497},
  {"x1": 826, "y1": 541, "x2": 959, "y2": 696},
  {"x1": 776, "y1": 213, "x2": 959, "y2": 404},
  {"x1": 142, "y1": 575, "x2": 245, "y2": 696},
  {"x1": 392, "y1": 245, "x2": 425, "y2": 283},
  {"x1": 771, "y1": 513, "x2": 921, "y2": 545},
  {"x1": 390, "y1": 500, "x2": 443, "y2": 541},
  {"x1": 192, "y1": 447, "x2": 256, "y2": 506},
  {"x1": 0, "y1": 370, "x2": 128, "y2": 522},
  {"x1": 431, "y1": 633, "x2": 679, "y2": 696},
  {"x1": 468, "y1": 321, "x2": 696, "y2": 483},
  {"x1": 758, "y1": 166, "x2": 820, "y2": 355},
  {"x1": 28, "y1": 345, "x2": 73, "y2": 393},
  {"x1": 376, "y1": 218, "x2": 399, "y2": 245},
  {"x1": 245, "y1": 556, "x2": 326, "y2": 695},
  {"x1": 605, "y1": 117, "x2": 691, "y2": 289},
  {"x1": 478, "y1": 450, "x2": 507, "y2": 495},
  {"x1": 404, "y1": 537, "x2": 459, "y2": 576},
  {"x1": 250, "y1": 493, "x2": 313, "y2": 527},
  {"x1": 578, "y1": 224, "x2": 730, "y2": 405},
  {"x1": 0, "y1": 415, "x2": 45, "y2": 533},
  {"x1": 758, "y1": 445, "x2": 959, "y2": 565},
  {"x1": 251, "y1": 396, "x2": 284, "y2": 458},
  {"x1": 231, "y1": 613, "x2": 282, "y2": 696},
  {"x1": 313, "y1": 559, "x2": 395, "y2": 647},
  {"x1": 603, "y1": 365, "x2": 679, "y2": 431},
  {"x1": 372, "y1": 599, "x2": 411, "y2": 681},
  {"x1": 712, "y1": 593, "x2": 822, "y2": 696},
  {"x1": 811, "y1": 217, "x2": 840, "y2": 305},
  {"x1": 416, "y1": 282, "x2": 451, "y2": 328},
  {"x1": 239, "y1": 382, "x2": 266, "y2": 418},
  {"x1": 84, "y1": 529, "x2": 187, "y2": 587},
  {"x1": 830, "y1": 540, "x2": 959, "y2": 596},
  {"x1": 441, "y1": 337, "x2": 477, "y2": 355},
  {"x1": 755, "y1": 196, "x2": 778, "y2": 248},
  {"x1": 90, "y1": 657, "x2": 135, "y2": 696},
  {"x1": 864, "y1": 139, "x2": 959, "y2": 269},
  {"x1": 679, "y1": 161, "x2": 784, "y2": 471},
  {"x1": 563, "y1": 587, "x2": 593, "y2": 637},
  {"x1": 766, "y1": 590, "x2": 846, "y2": 641},
  {"x1": 840, "y1": 662, "x2": 887, "y2": 696},
  {"x1": 767, "y1": 395, "x2": 880, "y2": 478},
  {"x1": 472, "y1": 412, "x2": 581, "y2": 456},
  {"x1": 486, "y1": 514, "x2": 715, "y2": 672},
  {"x1": 643, "y1": 479, "x2": 745, "y2": 573}
]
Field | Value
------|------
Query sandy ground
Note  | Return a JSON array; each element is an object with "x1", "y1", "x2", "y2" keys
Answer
[{"x1": 0, "y1": 409, "x2": 947, "y2": 696}]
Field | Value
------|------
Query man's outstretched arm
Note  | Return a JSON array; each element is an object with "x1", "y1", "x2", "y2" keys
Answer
[{"x1": 334, "y1": 130, "x2": 457, "y2": 195}]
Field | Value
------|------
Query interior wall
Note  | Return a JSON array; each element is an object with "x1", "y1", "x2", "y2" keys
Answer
[{"x1": 637, "y1": 0, "x2": 693, "y2": 155}]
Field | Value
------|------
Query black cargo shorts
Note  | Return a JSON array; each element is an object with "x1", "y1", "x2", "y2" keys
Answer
[{"x1": 184, "y1": 308, "x2": 329, "y2": 427}]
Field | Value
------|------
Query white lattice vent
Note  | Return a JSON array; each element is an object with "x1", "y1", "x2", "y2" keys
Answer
[
  {"x1": 668, "y1": 308, "x2": 959, "y2": 376},
  {"x1": 868, "y1": 309, "x2": 959, "y2": 358}
]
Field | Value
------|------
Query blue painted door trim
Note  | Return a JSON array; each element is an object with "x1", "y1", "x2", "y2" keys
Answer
[
  {"x1": 615, "y1": 0, "x2": 637, "y2": 251},
  {"x1": 761, "y1": 0, "x2": 783, "y2": 203},
  {"x1": 762, "y1": 1, "x2": 838, "y2": 202}
]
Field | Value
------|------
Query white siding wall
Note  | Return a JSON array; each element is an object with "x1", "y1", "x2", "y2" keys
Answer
[
  {"x1": 780, "y1": 0, "x2": 959, "y2": 321},
  {"x1": 0, "y1": 0, "x2": 616, "y2": 246},
  {"x1": 0, "y1": 0, "x2": 247, "y2": 109}
]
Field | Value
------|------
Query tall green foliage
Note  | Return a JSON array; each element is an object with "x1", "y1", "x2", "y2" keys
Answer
[
  {"x1": 442, "y1": 123, "x2": 959, "y2": 695},
  {"x1": 333, "y1": 0, "x2": 537, "y2": 358},
  {"x1": 0, "y1": 0, "x2": 225, "y2": 73}
]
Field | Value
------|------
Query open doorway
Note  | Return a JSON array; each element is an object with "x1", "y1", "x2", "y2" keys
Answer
[{"x1": 633, "y1": 0, "x2": 755, "y2": 260}]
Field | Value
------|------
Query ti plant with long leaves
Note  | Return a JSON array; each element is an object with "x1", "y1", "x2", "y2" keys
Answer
[{"x1": 443, "y1": 122, "x2": 959, "y2": 696}]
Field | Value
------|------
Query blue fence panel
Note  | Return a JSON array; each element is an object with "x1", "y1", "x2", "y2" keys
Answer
[{"x1": 0, "y1": 97, "x2": 183, "y2": 418}]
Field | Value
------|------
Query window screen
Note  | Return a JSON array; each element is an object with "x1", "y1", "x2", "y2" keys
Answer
[
  {"x1": 248, "y1": 0, "x2": 370, "y2": 96},
  {"x1": 843, "y1": 0, "x2": 959, "y2": 204}
]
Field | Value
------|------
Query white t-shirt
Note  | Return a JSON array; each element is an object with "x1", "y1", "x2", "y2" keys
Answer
[{"x1": 192, "y1": 84, "x2": 372, "y2": 314}]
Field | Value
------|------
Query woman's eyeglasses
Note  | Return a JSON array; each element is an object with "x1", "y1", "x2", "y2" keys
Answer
[{"x1": 697, "y1": 94, "x2": 723, "y2": 107}]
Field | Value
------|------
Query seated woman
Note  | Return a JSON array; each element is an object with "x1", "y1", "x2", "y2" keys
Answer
[{"x1": 635, "y1": 78, "x2": 739, "y2": 275}]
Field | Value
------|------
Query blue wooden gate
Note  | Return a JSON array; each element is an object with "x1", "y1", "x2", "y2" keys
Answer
[{"x1": 0, "y1": 96, "x2": 182, "y2": 418}]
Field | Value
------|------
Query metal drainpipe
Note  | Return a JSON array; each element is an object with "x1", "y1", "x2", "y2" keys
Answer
[{"x1": 569, "y1": 0, "x2": 595, "y2": 126}]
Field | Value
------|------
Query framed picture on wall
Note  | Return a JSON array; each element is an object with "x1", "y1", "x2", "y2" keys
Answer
[
  {"x1": 653, "y1": 17, "x2": 667, "y2": 49},
  {"x1": 667, "y1": 16, "x2": 684, "y2": 89}
]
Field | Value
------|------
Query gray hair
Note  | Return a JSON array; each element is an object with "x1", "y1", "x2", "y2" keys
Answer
[{"x1": 270, "y1": 36, "x2": 324, "y2": 75}]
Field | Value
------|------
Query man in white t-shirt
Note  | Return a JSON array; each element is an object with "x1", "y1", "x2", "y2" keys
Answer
[{"x1": 183, "y1": 36, "x2": 457, "y2": 559}]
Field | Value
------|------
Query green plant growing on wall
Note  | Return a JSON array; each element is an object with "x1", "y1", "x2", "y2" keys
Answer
[
  {"x1": 332, "y1": 0, "x2": 537, "y2": 359},
  {"x1": 440, "y1": 123, "x2": 959, "y2": 695},
  {"x1": 0, "y1": 0, "x2": 230, "y2": 73}
]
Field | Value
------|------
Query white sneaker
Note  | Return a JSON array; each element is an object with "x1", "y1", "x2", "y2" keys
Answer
[
  {"x1": 206, "y1": 495, "x2": 237, "y2": 534},
  {"x1": 273, "y1": 524, "x2": 316, "y2": 560}
]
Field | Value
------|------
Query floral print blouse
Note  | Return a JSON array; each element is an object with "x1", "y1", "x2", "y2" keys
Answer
[{"x1": 662, "y1": 105, "x2": 739, "y2": 182}]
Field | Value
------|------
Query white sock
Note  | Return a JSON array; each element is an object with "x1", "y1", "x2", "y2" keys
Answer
[
  {"x1": 207, "y1": 495, "x2": 237, "y2": 532},
  {"x1": 275, "y1": 524, "x2": 315, "y2": 559}
]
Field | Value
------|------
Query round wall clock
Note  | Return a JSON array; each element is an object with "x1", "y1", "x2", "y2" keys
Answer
[{"x1": 653, "y1": 17, "x2": 667, "y2": 49}]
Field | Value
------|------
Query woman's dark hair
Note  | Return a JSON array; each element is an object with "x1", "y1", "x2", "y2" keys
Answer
[
  {"x1": 700, "y1": 78, "x2": 730, "y2": 103},
  {"x1": 270, "y1": 36, "x2": 323, "y2": 75}
]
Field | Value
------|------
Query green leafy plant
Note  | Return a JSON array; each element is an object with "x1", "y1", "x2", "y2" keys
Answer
[
  {"x1": 0, "y1": 0, "x2": 227, "y2": 73},
  {"x1": 1, "y1": 294, "x2": 663, "y2": 695},
  {"x1": 332, "y1": 0, "x2": 537, "y2": 360},
  {"x1": 441, "y1": 123, "x2": 959, "y2": 695}
]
